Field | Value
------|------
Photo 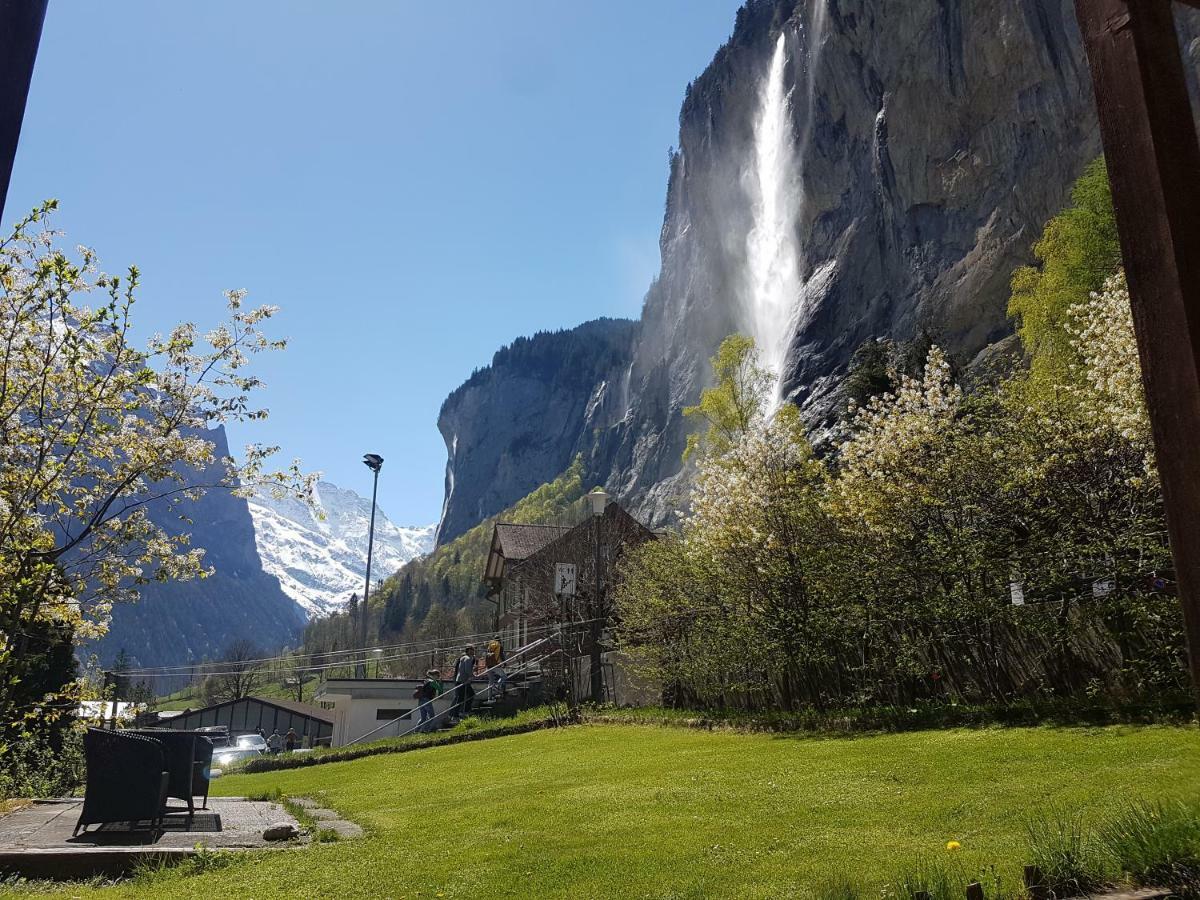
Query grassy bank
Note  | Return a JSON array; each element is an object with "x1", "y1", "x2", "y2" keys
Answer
[
  {"x1": 7, "y1": 722, "x2": 1198, "y2": 898},
  {"x1": 238, "y1": 705, "x2": 564, "y2": 773}
]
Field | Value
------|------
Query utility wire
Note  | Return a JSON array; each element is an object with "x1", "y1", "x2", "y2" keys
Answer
[
  {"x1": 122, "y1": 620, "x2": 605, "y2": 679},
  {"x1": 119, "y1": 627, "x2": 506, "y2": 674}
]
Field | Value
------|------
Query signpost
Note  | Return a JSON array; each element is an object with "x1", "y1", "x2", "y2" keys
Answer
[
  {"x1": 554, "y1": 562, "x2": 579, "y2": 713},
  {"x1": 554, "y1": 563, "x2": 577, "y2": 598}
]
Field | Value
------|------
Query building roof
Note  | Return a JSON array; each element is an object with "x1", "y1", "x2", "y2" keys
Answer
[
  {"x1": 485, "y1": 503, "x2": 656, "y2": 592},
  {"x1": 495, "y1": 523, "x2": 571, "y2": 561},
  {"x1": 252, "y1": 696, "x2": 335, "y2": 722},
  {"x1": 485, "y1": 523, "x2": 571, "y2": 587},
  {"x1": 168, "y1": 694, "x2": 333, "y2": 725},
  {"x1": 516, "y1": 503, "x2": 655, "y2": 572}
]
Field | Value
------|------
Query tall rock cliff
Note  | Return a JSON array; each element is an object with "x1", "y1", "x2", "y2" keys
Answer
[
  {"x1": 436, "y1": 318, "x2": 638, "y2": 543},
  {"x1": 89, "y1": 426, "x2": 305, "y2": 669},
  {"x1": 436, "y1": 0, "x2": 1198, "y2": 539}
]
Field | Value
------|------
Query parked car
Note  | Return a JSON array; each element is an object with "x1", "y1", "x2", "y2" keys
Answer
[
  {"x1": 195, "y1": 725, "x2": 230, "y2": 748},
  {"x1": 212, "y1": 745, "x2": 262, "y2": 770},
  {"x1": 234, "y1": 733, "x2": 268, "y2": 753}
]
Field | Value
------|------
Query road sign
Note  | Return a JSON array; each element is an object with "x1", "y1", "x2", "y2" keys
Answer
[
  {"x1": 555, "y1": 563, "x2": 577, "y2": 597},
  {"x1": 1009, "y1": 580, "x2": 1025, "y2": 606}
]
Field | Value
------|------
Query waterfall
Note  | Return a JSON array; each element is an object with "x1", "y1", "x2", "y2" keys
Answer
[{"x1": 742, "y1": 5, "x2": 828, "y2": 407}]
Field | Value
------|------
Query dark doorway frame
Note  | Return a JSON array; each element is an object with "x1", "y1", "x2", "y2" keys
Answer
[{"x1": 1074, "y1": 0, "x2": 1200, "y2": 703}]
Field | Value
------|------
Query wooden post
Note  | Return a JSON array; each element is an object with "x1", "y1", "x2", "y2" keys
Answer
[
  {"x1": 965, "y1": 882, "x2": 985, "y2": 900},
  {"x1": 0, "y1": 0, "x2": 49, "y2": 218},
  {"x1": 1074, "y1": 0, "x2": 1200, "y2": 706},
  {"x1": 1024, "y1": 865, "x2": 1046, "y2": 900}
]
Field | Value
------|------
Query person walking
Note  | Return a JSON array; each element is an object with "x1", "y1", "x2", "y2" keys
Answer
[
  {"x1": 453, "y1": 645, "x2": 476, "y2": 721},
  {"x1": 266, "y1": 729, "x2": 282, "y2": 754},
  {"x1": 486, "y1": 638, "x2": 506, "y2": 699},
  {"x1": 417, "y1": 668, "x2": 441, "y2": 732},
  {"x1": 285, "y1": 727, "x2": 298, "y2": 752}
]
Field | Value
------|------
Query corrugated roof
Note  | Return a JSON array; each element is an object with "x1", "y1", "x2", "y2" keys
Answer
[
  {"x1": 251, "y1": 696, "x2": 334, "y2": 723},
  {"x1": 170, "y1": 695, "x2": 334, "y2": 724},
  {"x1": 493, "y1": 523, "x2": 571, "y2": 562}
]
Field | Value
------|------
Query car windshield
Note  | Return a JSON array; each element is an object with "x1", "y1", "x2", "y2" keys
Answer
[{"x1": 236, "y1": 734, "x2": 266, "y2": 749}]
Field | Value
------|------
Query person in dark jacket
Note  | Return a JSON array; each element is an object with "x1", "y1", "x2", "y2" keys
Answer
[
  {"x1": 453, "y1": 645, "x2": 476, "y2": 720},
  {"x1": 417, "y1": 668, "x2": 441, "y2": 732}
]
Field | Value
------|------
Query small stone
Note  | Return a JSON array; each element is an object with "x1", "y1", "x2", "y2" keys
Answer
[{"x1": 262, "y1": 822, "x2": 300, "y2": 841}]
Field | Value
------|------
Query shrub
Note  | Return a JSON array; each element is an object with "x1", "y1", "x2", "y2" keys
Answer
[
  {"x1": 887, "y1": 856, "x2": 968, "y2": 900},
  {"x1": 1024, "y1": 806, "x2": 1110, "y2": 896},
  {"x1": 811, "y1": 874, "x2": 864, "y2": 900},
  {"x1": 0, "y1": 725, "x2": 84, "y2": 800},
  {"x1": 1099, "y1": 798, "x2": 1200, "y2": 899}
]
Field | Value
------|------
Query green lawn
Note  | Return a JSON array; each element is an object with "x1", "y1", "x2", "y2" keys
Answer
[{"x1": 14, "y1": 723, "x2": 1200, "y2": 899}]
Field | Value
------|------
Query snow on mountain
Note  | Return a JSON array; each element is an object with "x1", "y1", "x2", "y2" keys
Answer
[{"x1": 248, "y1": 480, "x2": 435, "y2": 619}]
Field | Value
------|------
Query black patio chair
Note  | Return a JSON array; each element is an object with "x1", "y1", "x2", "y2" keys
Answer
[
  {"x1": 191, "y1": 734, "x2": 214, "y2": 810},
  {"x1": 74, "y1": 728, "x2": 169, "y2": 836},
  {"x1": 131, "y1": 729, "x2": 213, "y2": 816}
]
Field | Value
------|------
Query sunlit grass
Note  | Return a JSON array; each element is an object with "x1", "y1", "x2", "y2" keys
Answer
[{"x1": 9, "y1": 723, "x2": 1199, "y2": 899}]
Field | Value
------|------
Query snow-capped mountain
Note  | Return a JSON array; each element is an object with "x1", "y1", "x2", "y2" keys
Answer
[{"x1": 248, "y1": 480, "x2": 435, "y2": 618}]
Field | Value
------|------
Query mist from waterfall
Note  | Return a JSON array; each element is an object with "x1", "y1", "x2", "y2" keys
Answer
[{"x1": 742, "y1": 7, "x2": 827, "y2": 407}]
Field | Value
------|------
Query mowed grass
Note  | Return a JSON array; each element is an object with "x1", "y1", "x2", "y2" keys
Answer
[{"x1": 14, "y1": 723, "x2": 1200, "y2": 899}]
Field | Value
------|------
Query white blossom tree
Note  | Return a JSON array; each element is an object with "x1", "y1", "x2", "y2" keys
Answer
[{"x1": 0, "y1": 201, "x2": 314, "y2": 738}]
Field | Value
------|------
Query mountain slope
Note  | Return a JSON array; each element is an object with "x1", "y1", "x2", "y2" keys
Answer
[
  {"x1": 249, "y1": 481, "x2": 434, "y2": 618},
  {"x1": 91, "y1": 426, "x2": 304, "y2": 669}
]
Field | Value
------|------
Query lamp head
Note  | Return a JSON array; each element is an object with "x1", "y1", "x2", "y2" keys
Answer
[
  {"x1": 587, "y1": 486, "x2": 609, "y2": 517},
  {"x1": 363, "y1": 453, "x2": 384, "y2": 473}
]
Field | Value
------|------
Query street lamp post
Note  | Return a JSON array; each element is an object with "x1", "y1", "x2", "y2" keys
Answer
[
  {"x1": 587, "y1": 487, "x2": 608, "y2": 704},
  {"x1": 358, "y1": 454, "x2": 384, "y2": 678},
  {"x1": 372, "y1": 647, "x2": 384, "y2": 678}
]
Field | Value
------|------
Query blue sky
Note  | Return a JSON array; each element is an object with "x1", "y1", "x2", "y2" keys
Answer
[{"x1": 7, "y1": 1, "x2": 740, "y2": 526}]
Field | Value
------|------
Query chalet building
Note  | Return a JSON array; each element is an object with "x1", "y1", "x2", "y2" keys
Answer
[
  {"x1": 484, "y1": 497, "x2": 656, "y2": 702},
  {"x1": 484, "y1": 522, "x2": 571, "y2": 651}
]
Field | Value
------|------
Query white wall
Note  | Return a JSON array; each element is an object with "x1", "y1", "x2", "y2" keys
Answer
[{"x1": 320, "y1": 679, "x2": 463, "y2": 747}]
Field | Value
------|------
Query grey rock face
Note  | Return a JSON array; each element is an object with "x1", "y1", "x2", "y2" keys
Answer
[
  {"x1": 600, "y1": 0, "x2": 1100, "y2": 525},
  {"x1": 434, "y1": 0, "x2": 1193, "y2": 537},
  {"x1": 436, "y1": 318, "x2": 638, "y2": 544}
]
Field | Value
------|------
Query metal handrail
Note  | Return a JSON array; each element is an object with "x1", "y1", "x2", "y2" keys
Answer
[{"x1": 345, "y1": 636, "x2": 553, "y2": 746}]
